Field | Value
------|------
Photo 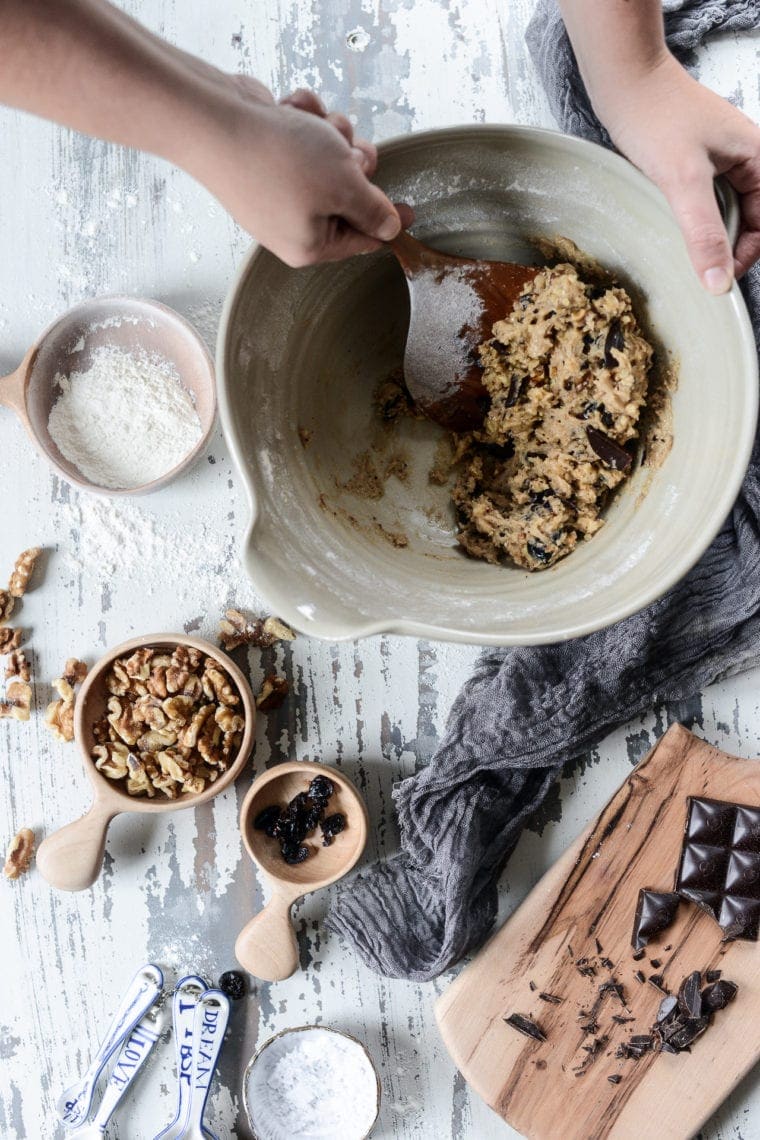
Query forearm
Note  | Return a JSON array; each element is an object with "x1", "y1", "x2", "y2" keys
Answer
[
  {"x1": 557, "y1": 0, "x2": 673, "y2": 118},
  {"x1": 0, "y1": 0, "x2": 226, "y2": 166}
]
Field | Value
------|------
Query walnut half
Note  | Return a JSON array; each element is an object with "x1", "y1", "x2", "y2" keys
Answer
[
  {"x1": 256, "y1": 673, "x2": 289, "y2": 712},
  {"x1": 219, "y1": 609, "x2": 296, "y2": 651},
  {"x1": 44, "y1": 659, "x2": 88, "y2": 743},
  {"x1": 0, "y1": 681, "x2": 32, "y2": 721},
  {"x1": 3, "y1": 828, "x2": 35, "y2": 879},
  {"x1": 8, "y1": 547, "x2": 43, "y2": 598}
]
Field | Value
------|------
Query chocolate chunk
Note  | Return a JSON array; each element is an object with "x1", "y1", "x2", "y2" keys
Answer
[
  {"x1": 657, "y1": 995, "x2": 678, "y2": 1023},
  {"x1": 632, "y1": 948, "x2": 646, "y2": 962},
  {"x1": 529, "y1": 980, "x2": 537, "y2": 992},
  {"x1": 668, "y1": 1017, "x2": 709, "y2": 1051},
  {"x1": 630, "y1": 889, "x2": 681, "y2": 952},
  {"x1": 677, "y1": 796, "x2": 760, "y2": 941},
  {"x1": 608, "y1": 1074, "x2": 622, "y2": 1085},
  {"x1": 538, "y1": 992, "x2": 563, "y2": 1004},
  {"x1": 705, "y1": 969, "x2": 721, "y2": 983},
  {"x1": 677, "y1": 971, "x2": 703, "y2": 1019},
  {"x1": 586, "y1": 427, "x2": 633, "y2": 473},
  {"x1": 648, "y1": 975, "x2": 666, "y2": 992},
  {"x1": 603, "y1": 318, "x2": 625, "y2": 369},
  {"x1": 504, "y1": 1013, "x2": 547, "y2": 1042},
  {"x1": 701, "y1": 979, "x2": 738, "y2": 1013},
  {"x1": 504, "y1": 374, "x2": 528, "y2": 407},
  {"x1": 634, "y1": 971, "x2": 646, "y2": 984},
  {"x1": 526, "y1": 540, "x2": 552, "y2": 566}
]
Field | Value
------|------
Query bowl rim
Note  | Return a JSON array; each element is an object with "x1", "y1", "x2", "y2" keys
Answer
[{"x1": 217, "y1": 122, "x2": 759, "y2": 647}]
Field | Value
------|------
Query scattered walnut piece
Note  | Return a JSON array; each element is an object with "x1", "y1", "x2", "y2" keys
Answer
[
  {"x1": 8, "y1": 547, "x2": 43, "y2": 598},
  {"x1": 3, "y1": 828, "x2": 35, "y2": 880},
  {"x1": 219, "y1": 609, "x2": 296, "y2": 651},
  {"x1": 0, "y1": 628, "x2": 21, "y2": 654},
  {"x1": 44, "y1": 659, "x2": 88, "y2": 743},
  {"x1": 256, "y1": 673, "x2": 289, "y2": 712},
  {"x1": 92, "y1": 644, "x2": 246, "y2": 799},
  {"x1": 0, "y1": 590, "x2": 14, "y2": 626},
  {"x1": 0, "y1": 681, "x2": 32, "y2": 721},
  {"x1": 5, "y1": 650, "x2": 30, "y2": 683}
]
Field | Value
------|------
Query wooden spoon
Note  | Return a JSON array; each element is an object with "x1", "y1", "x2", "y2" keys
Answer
[
  {"x1": 235, "y1": 761, "x2": 368, "y2": 982},
  {"x1": 389, "y1": 231, "x2": 540, "y2": 431}
]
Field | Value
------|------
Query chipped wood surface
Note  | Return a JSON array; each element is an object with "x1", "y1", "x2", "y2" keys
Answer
[{"x1": 0, "y1": 3, "x2": 759, "y2": 1138}]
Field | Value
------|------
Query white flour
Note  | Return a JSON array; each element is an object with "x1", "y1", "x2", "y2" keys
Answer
[
  {"x1": 48, "y1": 344, "x2": 203, "y2": 490},
  {"x1": 246, "y1": 1030, "x2": 378, "y2": 1140}
]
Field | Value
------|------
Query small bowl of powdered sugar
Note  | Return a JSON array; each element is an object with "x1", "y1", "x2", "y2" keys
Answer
[
  {"x1": 1, "y1": 294, "x2": 214, "y2": 494},
  {"x1": 243, "y1": 1025, "x2": 381, "y2": 1140}
]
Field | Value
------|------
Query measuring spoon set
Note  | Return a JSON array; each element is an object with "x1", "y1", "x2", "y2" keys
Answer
[{"x1": 57, "y1": 963, "x2": 230, "y2": 1138}]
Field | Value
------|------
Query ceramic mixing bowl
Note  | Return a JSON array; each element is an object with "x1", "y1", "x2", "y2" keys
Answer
[{"x1": 217, "y1": 124, "x2": 758, "y2": 646}]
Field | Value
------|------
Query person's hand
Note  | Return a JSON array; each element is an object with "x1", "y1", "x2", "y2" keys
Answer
[
  {"x1": 596, "y1": 54, "x2": 760, "y2": 294},
  {"x1": 180, "y1": 75, "x2": 411, "y2": 266}
]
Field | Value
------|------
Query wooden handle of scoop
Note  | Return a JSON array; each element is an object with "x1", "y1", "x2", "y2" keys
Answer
[
  {"x1": 37, "y1": 801, "x2": 118, "y2": 891},
  {"x1": 0, "y1": 363, "x2": 28, "y2": 418},
  {"x1": 234, "y1": 892, "x2": 300, "y2": 982}
]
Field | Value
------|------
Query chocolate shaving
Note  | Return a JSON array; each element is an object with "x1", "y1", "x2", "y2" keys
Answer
[
  {"x1": 538, "y1": 992, "x2": 563, "y2": 1004},
  {"x1": 586, "y1": 427, "x2": 633, "y2": 473},
  {"x1": 608, "y1": 1074, "x2": 622, "y2": 1085},
  {"x1": 529, "y1": 980, "x2": 537, "y2": 992},
  {"x1": 634, "y1": 971, "x2": 646, "y2": 984},
  {"x1": 504, "y1": 1013, "x2": 546, "y2": 1042},
  {"x1": 677, "y1": 971, "x2": 703, "y2": 1019}
]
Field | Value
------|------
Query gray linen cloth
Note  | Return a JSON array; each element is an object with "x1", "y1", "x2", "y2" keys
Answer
[{"x1": 326, "y1": 0, "x2": 760, "y2": 982}]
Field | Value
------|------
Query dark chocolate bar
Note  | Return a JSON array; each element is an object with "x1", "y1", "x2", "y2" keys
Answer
[{"x1": 676, "y1": 796, "x2": 760, "y2": 941}]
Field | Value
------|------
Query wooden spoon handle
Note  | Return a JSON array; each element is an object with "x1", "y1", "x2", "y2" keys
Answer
[
  {"x1": 0, "y1": 363, "x2": 27, "y2": 417},
  {"x1": 234, "y1": 893, "x2": 299, "y2": 982},
  {"x1": 37, "y1": 801, "x2": 117, "y2": 891}
]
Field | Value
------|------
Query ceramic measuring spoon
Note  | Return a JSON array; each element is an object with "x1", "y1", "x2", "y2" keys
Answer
[
  {"x1": 67, "y1": 1001, "x2": 169, "y2": 1137},
  {"x1": 36, "y1": 634, "x2": 255, "y2": 892},
  {"x1": 0, "y1": 295, "x2": 215, "y2": 496},
  {"x1": 153, "y1": 976, "x2": 214, "y2": 1140},
  {"x1": 178, "y1": 990, "x2": 231, "y2": 1140},
  {"x1": 57, "y1": 963, "x2": 164, "y2": 1128},
  {"x1": 235, "y1": 761, "x2": 369, "y2": 982}
]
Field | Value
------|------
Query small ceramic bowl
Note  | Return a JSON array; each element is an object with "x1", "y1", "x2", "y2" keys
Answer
[
  {"x1": 243, "y1": 1025, "x2": 381, "y2": 1140},
  {"x1": 217, "y1": 124, "x2": 758, "y2": 646},
  {"x1": 36, "y1": 633, "x2": 255, "y2": 891},
  {"x1": 0, "y1": 295, "x2": 216, "y2": 496}
]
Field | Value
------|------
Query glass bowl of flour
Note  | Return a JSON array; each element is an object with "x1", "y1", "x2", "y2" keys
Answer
[
  {"x1": 243, "y1": 1025, "x2": 381, "y2": 1140},
  {"x1": 6, "y1": 294, "x2": 215, "y2": 495}
]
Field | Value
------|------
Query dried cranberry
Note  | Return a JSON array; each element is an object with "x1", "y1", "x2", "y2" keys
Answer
[
  {"x1": 253, "y1": 805, "x2": 283, "y2": 837},
  {"x1": 321, "y1": 813, "x2": 346, "y2": 846},
  {"x1": 281, "y1": 842, "x2": 310, "y2": 865},
  {"x1": 218, "y1": 971, "x2": 246, "y2": 1000},
  {"x1": 308, "y1": 775, "x2": 334, "y2": 803}
]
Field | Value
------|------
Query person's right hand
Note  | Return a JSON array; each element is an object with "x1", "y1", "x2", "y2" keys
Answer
[{"x1": 181, "y1": 75, "x2": 411, "y2": 266}]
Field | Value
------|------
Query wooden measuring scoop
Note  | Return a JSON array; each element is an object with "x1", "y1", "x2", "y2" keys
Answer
[
  {"x1": 0, "y1": 295, "x2": 215, "y2": 495},
  {"x1": 389, "y1": 231, "x2": 540, "y2": 431},
  {"x1": 235, "y1": 761, "x2": 368, "y2": 982},
  {"x1": 36, "y1": 634, "x2": 255, "y2": 892}
]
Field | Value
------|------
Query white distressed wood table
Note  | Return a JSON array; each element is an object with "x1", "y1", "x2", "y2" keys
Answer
[{"x1": 1, "y1": 3, "x2": 759, "y2": 1137}]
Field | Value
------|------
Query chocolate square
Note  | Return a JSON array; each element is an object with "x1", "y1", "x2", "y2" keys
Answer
[
  {"x1": 676, "y1": 887, "x2": 722, "y2": 923},
  {"x1": 732, "y1": 805, "x2": 760, "y2": 851},
  {"x1": 686, "y1": 797, "x2": 737, "y2": 846},
  {"x1": 677, "y1": 844, "x2": 730, "y2": 892},
  {"x1": 718, "y1": 897, "x2": 760, "y2": 941},
  {"x1": 725, "y1": 851, "x2": 760, "y2": 900}
]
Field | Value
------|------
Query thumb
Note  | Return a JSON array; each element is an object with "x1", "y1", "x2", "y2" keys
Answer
[
  {"x1": 340, "y1": 173, "x2": 402, "y2": 242},
  {"x1": 663, "y1": 164, "x2": 734, "y2": 295}
]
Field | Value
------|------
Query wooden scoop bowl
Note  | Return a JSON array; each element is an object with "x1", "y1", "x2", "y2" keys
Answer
[
  {"x1": 0, "y1": 295, "x2": 216, "y2": 496},
  {"x1": 235, "y1": 761, "x2": 368, "y2": 982},
  {"x1": 389, "y1": 231, "x2": 540, "y2": 430},
  {"x1": 36, "y1": 634, "x2": 255, "y2": 892}
]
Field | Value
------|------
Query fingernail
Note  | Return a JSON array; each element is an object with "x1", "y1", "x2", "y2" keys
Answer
[
  {"x1": 377, "y1": 215, "x2": 400, "y2": 241},
  {"x1": 703, "y1": 266, "x2": 732, "y2": 295}
]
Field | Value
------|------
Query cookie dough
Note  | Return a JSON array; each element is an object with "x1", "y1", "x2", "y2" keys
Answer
[{"x1": 453, "y1": 262, "x2": 653, "y2": 570}]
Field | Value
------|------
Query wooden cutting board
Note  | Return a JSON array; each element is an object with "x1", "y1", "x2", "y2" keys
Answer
[{"x1": 435, "y1": 725, "x2": 760, "y2": 1140}]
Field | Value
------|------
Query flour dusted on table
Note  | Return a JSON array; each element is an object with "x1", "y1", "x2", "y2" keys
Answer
[{"x1": 47, "y1": 344, "x2": 203, "y2": 489}]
